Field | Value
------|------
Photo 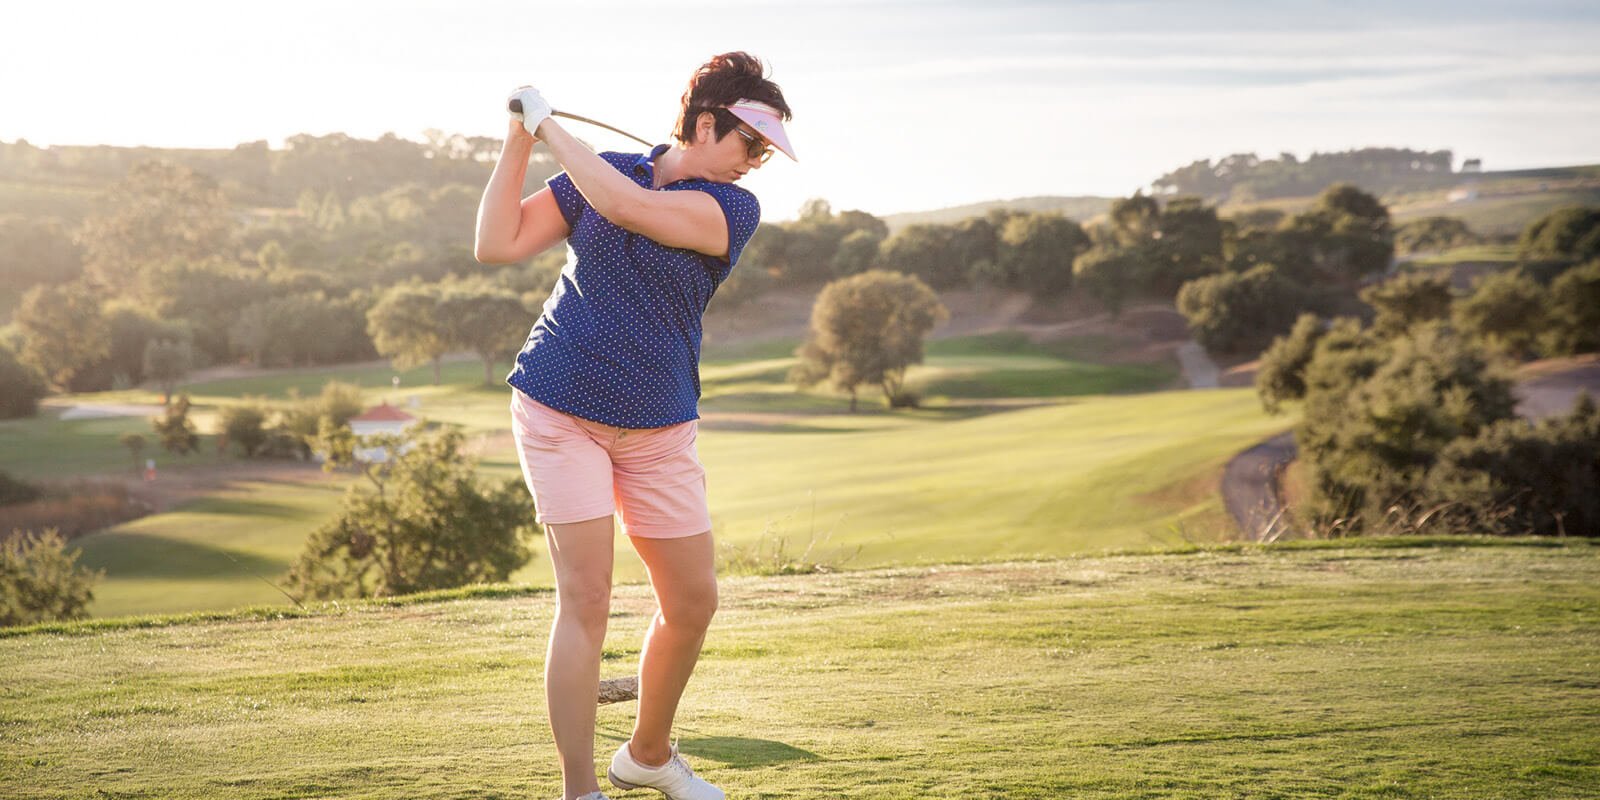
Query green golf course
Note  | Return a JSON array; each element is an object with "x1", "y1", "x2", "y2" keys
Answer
[
  {"x1": 1, "y1": 333, "x2": 1303, "y2": 620},
  {"x1": 4, "y1": 537, "x2": 1596, "y2": 798}
]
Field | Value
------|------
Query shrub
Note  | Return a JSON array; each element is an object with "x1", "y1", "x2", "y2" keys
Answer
[
  {"x1": 1360, "y1": 273, "x2": 1453, "y2": 338},
  {"x1": 1421, "y1": 393, "x2": 1600, "y2": 537},
  {"x1": 0, "y1": 471, "x2": 42, "y2": 507},
  {"x1": 1297, "y1": 323, "x2": 1517, "y2": 531},
  {"x1": 282, "y1": 427, "x2": 537, "y2": 601},
  {"x1": 1541, "y1": 259, "x2": 1600, "y2": 356},
  {"x1": 1517, "y1": 205, "x2": 1600, "y2": 265},
  {"x1": 151, "y1": 394, "x2": 200, "y2": 456},
  {"x1": 0, "y1": 344, "x2": 48, "y2": 419},
  {"x1": 1451, "y1": 268, "x2": 1548, "y2": 359},
  {"x1": 0, "y1": 528, "x2": 105, "y2": 628},
  {"x1": 1255, "y1": 312, "x2": 1327, "y2": 414}
]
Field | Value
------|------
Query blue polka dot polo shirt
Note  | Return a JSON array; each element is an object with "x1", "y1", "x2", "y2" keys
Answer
[{"x1": 506, "y1": 144, "x2": 762, "y2": 429}]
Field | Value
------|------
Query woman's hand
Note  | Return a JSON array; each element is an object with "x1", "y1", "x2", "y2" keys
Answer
[{"x1": 507, "y1": 85, "x2": 553, "y2": 139}]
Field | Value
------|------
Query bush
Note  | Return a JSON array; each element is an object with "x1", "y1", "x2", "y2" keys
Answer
[
  {"x1": 1421, "y1": 393, "x2": 1600, "y2": 537},
  {"x1": 1297, "y1": 323, "x2": 1517, "y2": 531},
  {"x1": 0, "y1": 471, "x2": 42, "y2": 506},
  {"x1": 1541, "y1": 259, "x2": 1600, "y2": 356},
  {"x1": 283, "y1": 426, "x2": 536, "y2": 600},
  {"x1": 1517, "y1": 205, "x2": 1600, "y2": 265},
  {"x1": 1451, "y1": 268, "x2": 1548, "y2": 359},
  {"x1": 0, "y1": 344, "x2": 48, "y2": 419},
  {"x1": 1, "y1": 528, "x2": 105, "y2": 628},
  {"x1": 1255, "y1": 312, "x2": 1328, "y2": 414},
  {"x1": 1360, "y1": 273, "x2": 1453, "y2": 338}
]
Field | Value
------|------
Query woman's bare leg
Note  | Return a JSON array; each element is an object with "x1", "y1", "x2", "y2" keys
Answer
[
  {"x1": 544, "y1": 515, "x2": 616, "y2": 800},
  {"x1": 625, "y1": 529, "x2": 718, "y2": 766}
]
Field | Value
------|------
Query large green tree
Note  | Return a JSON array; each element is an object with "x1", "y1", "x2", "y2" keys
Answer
[
  {"x1": 14, "y1": 282, "x2": 110, "y2": 390},
  {"x1": 367, "y1": 283, "x2": 450, "y2": 384},
  {"x1": 789, "y1": 270, "x2": 949, "y2": 411},
  {"x1": 437, "y1": 284, "x2": 532, "y2": 385},
  {"x1": 78, "y1": 159, "x2": 236, "y2": 292}
]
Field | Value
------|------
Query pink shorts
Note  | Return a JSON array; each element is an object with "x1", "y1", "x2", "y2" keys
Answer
[{"x1": 509, "y1": 390, "x2": 712, "y2": 539}]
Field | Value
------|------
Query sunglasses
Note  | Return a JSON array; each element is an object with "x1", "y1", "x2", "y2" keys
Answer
[{"x1": 731, "y1": 126, "x2": 774, "y2": 164}]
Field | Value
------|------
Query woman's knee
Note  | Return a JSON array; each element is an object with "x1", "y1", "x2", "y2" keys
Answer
[
  {"x1": 659, "y1": 579, "x2": 717, "y2": 630},
  {"x1": 556, "y1": 579, "x2": 613, "y2": 630}
]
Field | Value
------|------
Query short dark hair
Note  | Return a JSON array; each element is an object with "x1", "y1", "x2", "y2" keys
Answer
[{"x1": 673, "y1": 51, "x2": 792, "y2": 147}]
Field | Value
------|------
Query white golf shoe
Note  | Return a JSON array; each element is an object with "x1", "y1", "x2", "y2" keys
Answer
[{"x1": 606, "y1": 738, "x2": 724, "y2": 800}]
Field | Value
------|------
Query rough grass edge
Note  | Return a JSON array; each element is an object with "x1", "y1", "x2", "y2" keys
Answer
[{"x1": 5, "y1": 534, "x2": 1595, "y2": 640}]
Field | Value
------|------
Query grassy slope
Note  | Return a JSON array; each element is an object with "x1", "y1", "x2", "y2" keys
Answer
[{"x1": 2, "y1": 537, "x2": 1596, "y2": 799}]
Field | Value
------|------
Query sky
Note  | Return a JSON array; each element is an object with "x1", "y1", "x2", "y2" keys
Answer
[{"x1": 3, "y1": 0, "x2": 1599, "y2": 221}]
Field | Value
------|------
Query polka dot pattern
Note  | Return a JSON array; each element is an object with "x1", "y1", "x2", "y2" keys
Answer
[{"x1": 506, "y1": 145, "x2": 762, "y2": 429}]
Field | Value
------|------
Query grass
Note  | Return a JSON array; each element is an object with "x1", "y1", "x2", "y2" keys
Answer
[
  {"x1": 1399, "y1": 244, "x2": 1521, "y2": 266},
  {"x1": 2, "y1": 537, "x2": 1596, "y2": 798},
  {"x1": 14, "y1": 333, "x2": 1227, "y2": 620}
]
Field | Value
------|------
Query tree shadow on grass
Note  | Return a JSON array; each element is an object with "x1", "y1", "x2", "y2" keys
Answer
[
  {"x1": 697, "y1": 398, "x2": 1072, "y2": 434},
  {"x1": 74, "y1": 531, "x2": 287, "y2": 579}
]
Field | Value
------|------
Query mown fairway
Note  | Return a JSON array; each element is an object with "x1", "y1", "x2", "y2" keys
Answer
[
  {"x1": 11, "y1": 334, "x2": 1291, "y2": 619},
  {"x1": 3, "y1": 538, "x2": 1596, "y2": 799}
]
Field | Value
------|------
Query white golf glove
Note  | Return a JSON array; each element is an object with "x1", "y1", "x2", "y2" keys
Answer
[{"x1": 507, "y1": 85, "x2": 553, "y2": 137}]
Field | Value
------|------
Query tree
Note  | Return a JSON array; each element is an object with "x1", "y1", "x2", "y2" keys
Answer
[
  {"x1": 1282, "y1": 183, "x2": 1394, "y2": 288},
  {"x1": 151, "y1": 394, "x2": 200, "y2": 456},
  {"x1": 219, "y1": 400, "x2": 271, "y2": 457},
  {"x1": 1255, "y1": 312, "x2": 1328, "y2": 414},
  {"x1": 14, "y1": 282, "x2": 110, "y2": 390},
  {"x1": 78, "y1": 159, "x2": 236, "y2": 292},
  {"x1": 1517, "y1": 205, "x2": 1600, "y2": 265},
  {"x1": 830, "y1": 230, "x2": 882, "y2": 278},
  {"x1": 1, "y1": 529, "x2": 105, "y2": 628},
  {"x1": 142, "y1": 338, "x2": 194, "y2": 405},
  {"x1": 118, "y1": 433, "x2": 147, "y2": 473},
  {"x1": 1451, "y1": 268, "x2": 1548, "y2": 360},
  {"x1": 789, "y1": 270, "x2": 949, "y2": 411},
  {"x1": 994, "y1": 213, "x2": 1090, "y2": 295},
  {"x1": 437, "y1": 284, "x2": 531, "y2": 386},
  {"x1": 0, "y1": 217, "x2": 84, "y2": 294},
  {"x1": 1109, "y1": 193, "x2": 1160, "y2": 248},
  {"x1": 367, "y1": 283, "x2": 449, "y2": 384},
  {"x1": 878, "y1": 225, "x2": 967, "y2": 289},
  {"x1": 1072, "y1": 246, "x2": 1139, "y2": 317},
  {"x1": 1542, "y1": 259, "x2": 1600, "y2": 355},
  {"x1": 1149, "y1": 197, "x2": 1226, "y2": 295},
  {"x1": 282, "y1": 426, "x2": 537, "y2": 601},
  {"x1": 0, "y1": 344, "x2": 48, "y2": 420},
  {"x1": 1360, "y1": 273, "x2": 1453, "y2": 338},
  {"x1": 1176, "y1": 264, "x2": 1310, "y2": 356}
]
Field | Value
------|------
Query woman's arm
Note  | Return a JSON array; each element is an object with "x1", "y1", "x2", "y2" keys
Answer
[
  {"x1": 474, "y1": 119, "x2": 571, "y2": 264},
  {"x1": 534, "y1": 117, "x2": 731, "y2": 259}
]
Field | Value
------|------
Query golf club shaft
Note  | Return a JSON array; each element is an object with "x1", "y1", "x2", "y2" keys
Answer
[{"x1": 508, "y1": 98, "x2": 654, "y2": 147}]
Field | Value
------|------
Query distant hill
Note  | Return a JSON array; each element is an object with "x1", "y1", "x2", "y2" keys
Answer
[{"x1": 882, "y1": 195, "x2": 1113, "y2": 232}]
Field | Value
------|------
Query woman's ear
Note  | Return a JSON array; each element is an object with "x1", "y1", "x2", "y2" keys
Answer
[{"x1": 696, "y1": 111, "x2": 717, "y2": 144}]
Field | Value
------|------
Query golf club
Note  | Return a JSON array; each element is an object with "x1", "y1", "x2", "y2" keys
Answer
[{"x1": 508, "y1": 97, "x2": 654, "y2": 148}]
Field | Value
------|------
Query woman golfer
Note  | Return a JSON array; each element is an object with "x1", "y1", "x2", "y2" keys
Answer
[{"x1": 474, "y1": 52, "x2": 794, "y2": 800}]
